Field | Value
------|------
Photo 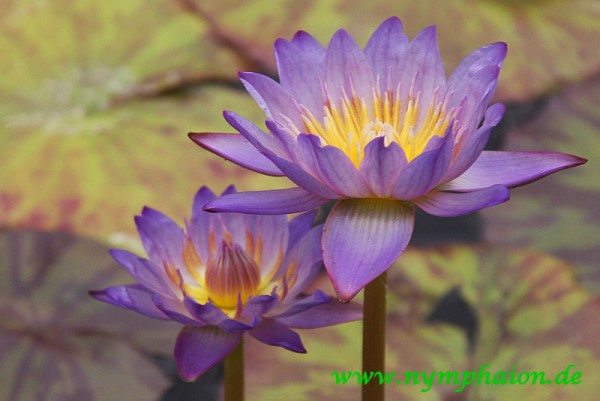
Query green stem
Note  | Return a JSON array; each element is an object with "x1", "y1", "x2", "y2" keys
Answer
[
  {"x1": 224, "y1": 338, "x2": 244, "y2": 401},
  {"x1": 362, "y1": 272, "x2": 387, "y2": 401}
]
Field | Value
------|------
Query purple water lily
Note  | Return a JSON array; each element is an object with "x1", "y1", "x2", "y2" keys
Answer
[
  {"x1": 91, "y1": 186, "x2": 361, "y2": 381},
  {"x1": 190, "y1": 17, "x2": 586, "y2": 301}
]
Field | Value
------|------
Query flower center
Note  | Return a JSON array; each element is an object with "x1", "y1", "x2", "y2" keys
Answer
[
  {"x1": 289, "y1": 88, "x2": 454, "y2": 167},
  {"x1": 204, "y1": 241, "x2": 261, "y2": 309}
]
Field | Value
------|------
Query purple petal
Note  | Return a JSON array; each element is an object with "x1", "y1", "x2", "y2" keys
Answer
[
  {"x1": 183, "y1": 297, "x2": 229, "y2": 326},
  {"x1": 414, "y1": 185, "x2": 510, "y2": 217},
  {"x1": 249, "y1": 318, "x2": 306, "y2": 353},
  {"x1": 275, "y1": 38, "x2": 323, "y2": 117},
  {"x1": 239, "y1": 72, "x2": 303, "y2": 127},
  {"x1": 443, "y1": 103, "x2": 506, "y2": 181},
  {"x1": 298, "y1": 134, "x2": 372, "y2": 197},
  {"x1": 188, "y1": 186, "x2": 217, "y2": 258},
  {"x1": 359, "y1": 137, "x2": 408, "y2": 197},
  {"x1": 282, "y1": 225, "x2": 324, "y2": 300},
  {"x1": 134, "y1": 207, "x2": 184, "y2": 268},
  {"x1": 189, "y1": 132, "x2": 283, "y2": 176},
  {"x1": 364, "y1": 17, "x2": 409, "y2": 90},
  {"x1": 446, "y1": 42, "x2": 507, "y2": 95},
  {"x1": 275, "y1": 290, "x2": 330, "y2": 318},
  {"x1": 396, "y1": 26, "x2": 445, "y2": 117},
  {"x1": 174, "y1": 326, "x2": 242, "y2": 382},
  {"x1": 275, "y1": 296, "x2": 363, "y2": 329},
  {"x1": 392, "y1": 127, "x2": 454, "y2": 199},
  {"x1": 90, "y1": 285, "x2": 168, "y2": 320},
  {"x1": 110, "y1": 249, "x2": 174, "y2": 296},
  {"x1": 205, "y1": 187, "x2": 329, "y2": 215},
  {"x1": 240, "y1": 294, "x2": 279, "y2": 322},
  {"x1": 324, "y1": 29, "x2": 374, "y2": 102},
  {"x1": 153, "y1": 295, "x2": 201, "y2": 326},
  {"x1": 287, "y1": 210, "x2": 318, "y2": 250},
  {"x1": 223, "y1": 111, "x2": 282, "y2": 155},
  {"x1": 441, "y1": 151, "x2": 587, "y2": 191},
  {"x1": 291, "y1": 30, "x2": 326, "y2": 70},
  {"x1": 323, "y1": 199, "x2": 415, "y2": 301}
]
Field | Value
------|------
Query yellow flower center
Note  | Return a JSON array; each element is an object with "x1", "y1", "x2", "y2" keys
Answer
[
  {"x1": 204, "y1": 241, "x2": 261, "y2": 309},
  {"x1": 287, "y1": 88, "x2": 455, "y2": 167}
]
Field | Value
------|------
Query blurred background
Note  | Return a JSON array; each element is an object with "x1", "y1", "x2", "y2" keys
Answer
[{"x1": 1, "y1": 0, "x2": 599, "y2": 400}]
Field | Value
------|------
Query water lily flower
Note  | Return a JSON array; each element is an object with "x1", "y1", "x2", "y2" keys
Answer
[
  {"x1": 189, "y1": 17, "x2": 586, "y2": 301},
  {"x1": 91, "y1": 186, "x2": 362, "y2": 381}
]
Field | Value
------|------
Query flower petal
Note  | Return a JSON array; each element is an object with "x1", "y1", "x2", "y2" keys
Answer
[
  {"x1": 204, "y1": 187, "x2": 329, "y2": 215},
  {"x1": 174, "y1": 326, "x2": 242, "y2": 382},
  {"x1": 238, "y1": 72, "x2": 303, "y2": 127},
  {"x1": 134, "y1": 207, "x2": 184, "y2": 268},
  {"x1": 188, "y1": 132, "x2": 283, "y2": 176},
  {"x1": 324, "y1": 29, "x2": 373, "y2": 102},
  {"x1": 153, "y1": 295, "x2": 200, "y2": 326},
  {"x1": 298, "y1": 134, "x2": 372, "y2": 197},
  {"x1": 291, "y1": 30, "x2": 326, "y2": 70},
  {"x1": 90, "y1": 285, "x2": 168, "y2": 320},
  {"x1": 274, "y1": 296, "x2": 363, "y2": 329},
  {"x1": 446, "y1": 42, "x2": 507, "y2": 96},
  {"x1": 249, "y1": 318, "x2": 306, "y2": 353},
  {"x1": 392, "y1": 127, "x2": 454, "y2": 199},
  {"x1": 323, "y1": 199, "x2": 415, "y2": 301},
  {"x1": 359, "y1": 137, "x2": 408, "y2": 197},
  {"x1": 287, "y1": 210, "x2": 318, "y2": 251},
  {"x1": 188, "y1": 186, "x2": 218, "y2": 258},
  {"x1": 444, "y1": 103, "x2": 506, "y2": 181},
  {"x1": 240, "y1": 294, "x2": 279, "y2": 322},
  {"x1": 275, "y1": 38, "x2": 323, "y2": 117},
  {"x1": 183, "y1": 297, "x2": 229, "y2": 326},
  {"x1": 282, "y1": 225, "x2": 324, "y2": 300},
  {"x1": 109, "y1": 249, "x2": 174, "y2": 296},
  {"x1": 396, "y1": 26, "x2": 445, "y2": 118},
  {"x1": 364, "y1": 17, "x2": 409, "y2": 90},
  {"x1": 223, "y1": 111, "x2": 282, "y2": 155},
  {"x1": 441, "y1": 151, "x2": 587, "y2": 191},
  {"x1": 414, "y1": 185, "x2": 510, "y2": 217},
  {"x1": 275, "y1": 290, "x2": 330, "y2": 319}
]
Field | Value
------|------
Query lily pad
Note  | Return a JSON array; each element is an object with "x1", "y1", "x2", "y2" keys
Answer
[
  {"x1": 482, "y1": 77, "x2": 600, "y2": 292},
  {"x1": 0, "y1": 229, "x2": 181, "y2": 401},
  {"x1": 0, "y1": 0, "x2": 289, "y2": 245},
  {"x1": 188, "y1": 0, "x2": 600, "y2": 101},
  {"x1": 246, "y1": 245, "x2": 600, "y2": 400}
]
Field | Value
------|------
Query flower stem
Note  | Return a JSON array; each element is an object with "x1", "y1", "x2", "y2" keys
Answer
[
  {"x1": 362, "y1": 272, "x2": 387, "y2": 401},
  {"x1": 224, "y1": 338, "x2": 244, "y2": 401}
]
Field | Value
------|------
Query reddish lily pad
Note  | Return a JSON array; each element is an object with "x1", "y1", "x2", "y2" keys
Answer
[
  {"x1": 187, "y1": 0, "x2": 600, "y2": 101},
  {"x1": 246, "y1": 245, "x2": 600, "y2": 400},
  {"x1": 0, "y1": 229, "x2": 181, "y2": 401},
  {"x1": 482, "y1": 77, "x2": 600, "y2": 292}
]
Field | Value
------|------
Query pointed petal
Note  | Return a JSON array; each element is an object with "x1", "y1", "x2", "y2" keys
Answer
[
  {"x1": 240, "y1": 294, "x2": 279, "y2": 322},
  {"x1": 299, "y1": 134, "x2": 371, "y2": 197},
  {"x1": 153, "y1": 295, "x2": 200, "y2": 326},
  {"x1": 275, "y1": 38, "x2": 323, "y2": 117},
  {"x1": 189, "y1": 186, "x2": 217, "y2": 258},
  {"x1": 275, "y1": 290, "x2": 330, "y2": 319},
  {"x1": 396, "y1": 26, "x2": 445, "y2": 114},
  {"x1": 441, "y1": 151, "x2": 587, "y2": 191},
  {"x1": 364, "y1": 17, "x2": 409, "y2": 90},
  {"x1": 223, "y1": 111, "x2": 282, "y2": 155},
  {"x1": 444, "y1": 103, "x2": 506, "y2": 181},
  {"x1": 323, "y1": 199, "x2": 415, "y2": 301},
  {"x1": 134, "y1": 207, "x2": 184, "y2": 267},
  {"x1": 204, "y1": 187, "x2": 329, "y2": 215},
  {"x1": 183, "y1": 297, "x2": 229, "y2": 326},
  {"x1": 359, "y1": 137, "x2": 408, "y2": 197},
  {"x1": 90, "y1": 285, "x2": 168, "y2": 320},
  {"x1": 239, "y1": 72, "x2": 303, "y2": 127},
  {"x1": 324, "y1": 29, "x2": 373, "y2": 102},
  {"x1": 282, "y1": 225, "x2": 324, "y2": 299},
  {"x1": 249, "y1": 318, "x2": 306, "y2": 353},
  {"x1": 275, "y1": 296, "x2": 363, "y2": 329},
  {"x1": 174, "y1": 326, "x2": 242, "y2": 382},
  {"x1": 110, "y1": 249, "x2": 174, "y2": 296},
  {"x1": 291, "y1": 30, "x2": 326, "y2": 70},
  {"x1": 287, "y1": 210, "x2": 317, "y2": 251},
  {"x1": 392, "y1": 128, "x2": 454, "y2": 199},
  {"x1": 446, "y1": 42, "x2": 507, "y2": 94},
  {"x1": 189, "y1": 132, "x2": 283, "y2": 176},
  {"x1": 414, "y1": 185, "x2": 510, "y2": 217}
]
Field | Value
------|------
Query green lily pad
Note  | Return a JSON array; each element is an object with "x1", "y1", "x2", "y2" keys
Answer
[
  {"x1": 0, "y1": 230, "x2": 180, "y2": 401},
  {"x1": 190, "y1": 0, "x2": 600, "y2": 101},
  {"x1": 246, "y1": 245, "x2": 600, "y2": 400},
  {"x1": 482, "y1": 78, "x2": 600, "y2": 292}
]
